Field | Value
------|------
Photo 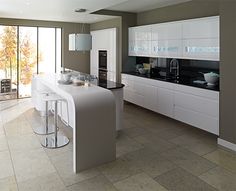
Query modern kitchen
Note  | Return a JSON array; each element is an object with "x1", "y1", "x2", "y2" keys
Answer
[{"x1": 0, "y1": 0, "x2": 236, "y2": 191}]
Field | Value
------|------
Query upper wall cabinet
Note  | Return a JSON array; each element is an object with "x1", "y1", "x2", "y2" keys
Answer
[
  {"x1": 182, "y1": 16, "x2": 219, "y2": 39},
  {"x1": 128, "y1": 26, "x2": 151, "y2": 57},
  {"x1": 128, "y1": 16, "x2": 219, "y2": 61},
  {"x1": 182, "y1": 16, "x2": 219, "y2": 61}
]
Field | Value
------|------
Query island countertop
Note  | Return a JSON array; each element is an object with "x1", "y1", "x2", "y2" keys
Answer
[{"x1": 32, "y1": 73, "x2": 116, "y2": 173}]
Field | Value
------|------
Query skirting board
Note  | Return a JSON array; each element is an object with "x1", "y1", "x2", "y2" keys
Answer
[{"x1": 217, "y1": 138, "x2": 236, "y2": 152}]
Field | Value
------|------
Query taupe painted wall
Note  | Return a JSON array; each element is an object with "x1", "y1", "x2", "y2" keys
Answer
[
  {"x1": 136, "y1": 0, "x2": 236, "y2": 145},
  {"x1": 0, "y1": 18, "x2": 90, "y2": 73},
  {"x1": 219, "y1": 1, "x2": 236, "y2": 144},
  {"x1": 137, "y1": 1, "x2": 219, "y2": 25}
]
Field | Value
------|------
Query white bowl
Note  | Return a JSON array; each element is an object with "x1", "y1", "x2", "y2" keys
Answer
[{"x1": 204, "y1": 73, "x2": 219, "y2": 85}]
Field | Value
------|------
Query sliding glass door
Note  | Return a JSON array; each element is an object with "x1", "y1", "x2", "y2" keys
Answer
[
  {"x1": 18, "y1": 26, "x2": 37, "y2": 98},
  {"x1": 0, "y1": 25, "x2": 62, "y2": 100}
]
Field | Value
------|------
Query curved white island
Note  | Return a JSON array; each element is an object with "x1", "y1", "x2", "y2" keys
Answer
[{"x1": 32, "y1": 74, "x2": 121, "y2": 173}]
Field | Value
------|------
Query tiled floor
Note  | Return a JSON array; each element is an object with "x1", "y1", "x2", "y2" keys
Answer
[{"x1": 0, "y1": 99, "x2": 236, "y2": 191}]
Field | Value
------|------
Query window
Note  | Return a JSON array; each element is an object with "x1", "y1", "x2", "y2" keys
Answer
[{"x1": 0, "y1": 25, "x2": 62, "y2": 100}]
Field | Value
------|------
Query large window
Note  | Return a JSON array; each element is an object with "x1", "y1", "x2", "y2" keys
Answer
[{"x1": 0, "y1": 25, "x2": 62, "y2": 100}]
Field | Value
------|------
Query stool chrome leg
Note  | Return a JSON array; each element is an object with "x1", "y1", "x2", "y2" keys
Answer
[
  {"x1": 34, "y1": 100, "x2": 54, "y2": 135},
  {"x1": 41, "y1": 100, "x2": 69, "y2": 149}
]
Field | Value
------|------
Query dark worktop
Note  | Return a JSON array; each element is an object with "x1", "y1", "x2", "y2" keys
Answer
[
  {"x1": 91, "y1": 79, "x2": 124, "y2": 90},
  {"x1": 122, "y1": 72, "x2": 219, "y2": 92}
]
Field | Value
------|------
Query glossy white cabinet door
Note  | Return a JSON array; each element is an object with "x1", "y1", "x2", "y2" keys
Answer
[
  {"x1": 156, "y1": 87, "x2": 174, "y2": 118},
  {"x1": 152, "y1": 22, "x2": 182, "y2": 40},
  {"x1": 107, "y1": 71, "x2": 116, "y2": 82},
  {"x1": 151, "y1": 39, "x2": 182, "y2": 58},
  {"x1": 182, "y1": 38, "x2": 219, "y2": 61},
  {"x1": 129, "y1": 40, "x2": 151, "y2": 57},
  {"x1": 182, "y1": 16, "x2": 219, "y2": 39},
  {"x1": 174, "y1": 106, "x2": 219, "y2": 135},
  {"x1": 143, "y1": 84, "x2": 157, "y2": 111}
]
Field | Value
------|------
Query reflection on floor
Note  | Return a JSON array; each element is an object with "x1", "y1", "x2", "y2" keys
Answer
[{"x1": 0, "y1": 99, "x2": 236, "y2": 191}]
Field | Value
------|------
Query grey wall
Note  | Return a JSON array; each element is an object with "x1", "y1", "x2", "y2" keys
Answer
[
  {"x1": 0, "y1": 18, "x2": 90, "y2": 73},
  {"x1": 136, "y1": 0, "x2": 236, "y2": 145},
  {"x1": 137, "y1": 1, "x2": 219, "y2": 25},
  {"x1": 219, "y1": 1, "x2": 236, "y2": 144}
]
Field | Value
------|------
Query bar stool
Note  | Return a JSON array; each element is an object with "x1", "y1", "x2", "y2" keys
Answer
[
  {"x1": 41, "y1": 94, "x2": 70, "y2": 149},
  {"x1": 33, "y1": 91, "x2": 55, "y2": 135}
]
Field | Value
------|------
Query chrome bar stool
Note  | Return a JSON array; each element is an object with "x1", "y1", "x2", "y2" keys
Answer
[
  {"x1": 33, "y1": 91, "x2": 55, "y2": 135},
  {"x1": 41, "y1": 94, "x2": 70, "y2": 149}
]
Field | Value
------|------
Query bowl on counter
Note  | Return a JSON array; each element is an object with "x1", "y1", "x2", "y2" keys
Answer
[{"x1": 202, "y1": 72, "x2": 219, "y2": 86}]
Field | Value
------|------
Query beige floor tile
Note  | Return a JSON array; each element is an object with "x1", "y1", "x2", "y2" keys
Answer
[
  {"x1": 67, "y1": 175, "x2": 117, "y2": 191},
  {"x1": 18, "y1": 173, "x2": 66, "y2": 191},
  {"x1": 124, "y1": 148, "x2": 177, "y2": 178},
  {"x1": 155, "y1": 167, "x2": 216, "y2": 191},
  {"x1": 122, "y1": 126, "x2": 149, "y2": 138},
  {"x1": 116, "y1": 134, "x2": 144, "y2": 157},
  {"x1": 203, "y1": 148, "x2": 236, "y2": 173},
  {"x1": 0, "y1": 135, "x2": 8, "y2": 152},
  {"x1": 133, "y1": 133, "x2": 177, "y2": 153},
  {"x1": 0, "y1": 176, "x2": 18, "y2": 191},
  {"x1": 160, "y1": 147, "x2": 216, "y2": 176},
  {"x1": 0, "y1": 151, "x2": 14, "y2": 179},
  {"x1": 114, "y1": 173, "x2": 168, "y2": 191},
  {"x1": 11, "y1": 148, "x2": 56, "y2": 182},
  {"x1": 170, "y1": 133, "x2": 217, "y2": 156},
  {"x1": 0, "y1": 125, "x2": 5, "y2": 136},
  {"x1": 50, "y1": 151, "x2": 100, "y2": 186},
  {"x1": 98, "y1": 157, "x2": 142, "y2": 183},
  {"x1": 4, "y1": 121, "x2": 33, "y2": 136},
  {"x1": 7, "y1": 134, "x2": 41, "y2": 151},
  {"x1": 199, "y1": 166, "x2": 236, "y2": 191}
]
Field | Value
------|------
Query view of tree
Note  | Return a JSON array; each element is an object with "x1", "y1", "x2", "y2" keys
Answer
[
  {"x1": 0, "y1": 26, "x2": 17, "y2": 82},
  {"x1": 0, "y1": 26, "x2": 39, "y2": 85}
]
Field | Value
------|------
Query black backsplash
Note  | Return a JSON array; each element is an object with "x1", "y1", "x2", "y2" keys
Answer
[{"x1": 136, "y1": 57, "x2": 219, "y2": 80}]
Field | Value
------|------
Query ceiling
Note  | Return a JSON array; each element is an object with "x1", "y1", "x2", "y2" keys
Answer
[
  {"x1": 107, "y1": 0, "x2": 192, "y2": 13},
  {"x1": 0, "y1": 0, "x2": 191, "y2": 23}
]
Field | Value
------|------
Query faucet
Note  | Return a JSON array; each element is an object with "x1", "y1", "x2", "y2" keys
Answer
[{"x1": 169, "y1": 59, "x2": 179, "y2": 79}]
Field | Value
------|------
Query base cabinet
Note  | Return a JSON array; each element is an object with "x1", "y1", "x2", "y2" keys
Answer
[{"x1": 121, "y1": 74, "x2": 219, "y2": 135}]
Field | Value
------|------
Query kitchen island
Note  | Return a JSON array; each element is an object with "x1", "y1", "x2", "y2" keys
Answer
[{"x1": 32, "y1": 73, "x2": 123, "y2": 173}]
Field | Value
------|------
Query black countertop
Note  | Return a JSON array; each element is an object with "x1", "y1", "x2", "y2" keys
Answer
[
  {"x1": 122, "y1": 72, "x2": 219, "y2": 92},
  {"x1": 91, "y1": 79, "x2": 124, "y2": 90}
]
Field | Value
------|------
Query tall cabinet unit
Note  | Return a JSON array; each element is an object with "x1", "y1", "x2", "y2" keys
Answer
[{"x1": 90, "y1": 28, "x2": 117, "y2": 82}]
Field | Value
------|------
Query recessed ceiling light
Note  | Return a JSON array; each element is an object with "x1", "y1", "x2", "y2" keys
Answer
[{"x1": 75, "y1": 8, "x2": 87, "y2": 13}]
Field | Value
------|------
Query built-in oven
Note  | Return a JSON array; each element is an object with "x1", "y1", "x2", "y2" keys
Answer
[
  {"x1": 98, "y1": 50, "x2": 107, "y2": 69},
  {"x1": 98, "y1": 50, "x2": 108, "y2": 80},
  {"x1": 99, "y1": 68, "x2": 107, "y2": 80}
]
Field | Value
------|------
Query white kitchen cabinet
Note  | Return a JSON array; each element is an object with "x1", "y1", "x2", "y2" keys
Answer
[
  {"x1": 128, "y1": 16, "x2": 219, "y2": 60},
  {"x1": 156, "y1": 87, "x2": 174, "y2": 118},
  {"x1": 128, "y1": 26, "x2": 151, "y2": 57},
  {"x1": 182, "y1": 16, "x2": 219, "y2": 39},
  {"x1": 182, "y1": 16, "x2": 219, "y2": 61},
  {"x1": 151, "y1": 39, "x2": 182, "y2": 58},
  {"x1": 121, "y1": 74, "x2": 219, "y2": 135},
  {"x1": 173, "y1": 84, "x2": 219, "y2": 135},
  {"x1": 91, "y1": 28, "x2": 117, "y2": 81},
  {"x1": 182, "y1": 38, "x2": 219, "y2": 61},
  {"x1": 152, "y1": 22, "x2": 182, "y2": 40}
]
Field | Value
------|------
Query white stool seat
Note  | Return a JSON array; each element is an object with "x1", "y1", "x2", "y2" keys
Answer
[{"x1": 41, "y1": 93, "x2": 69, "y2": 149}]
